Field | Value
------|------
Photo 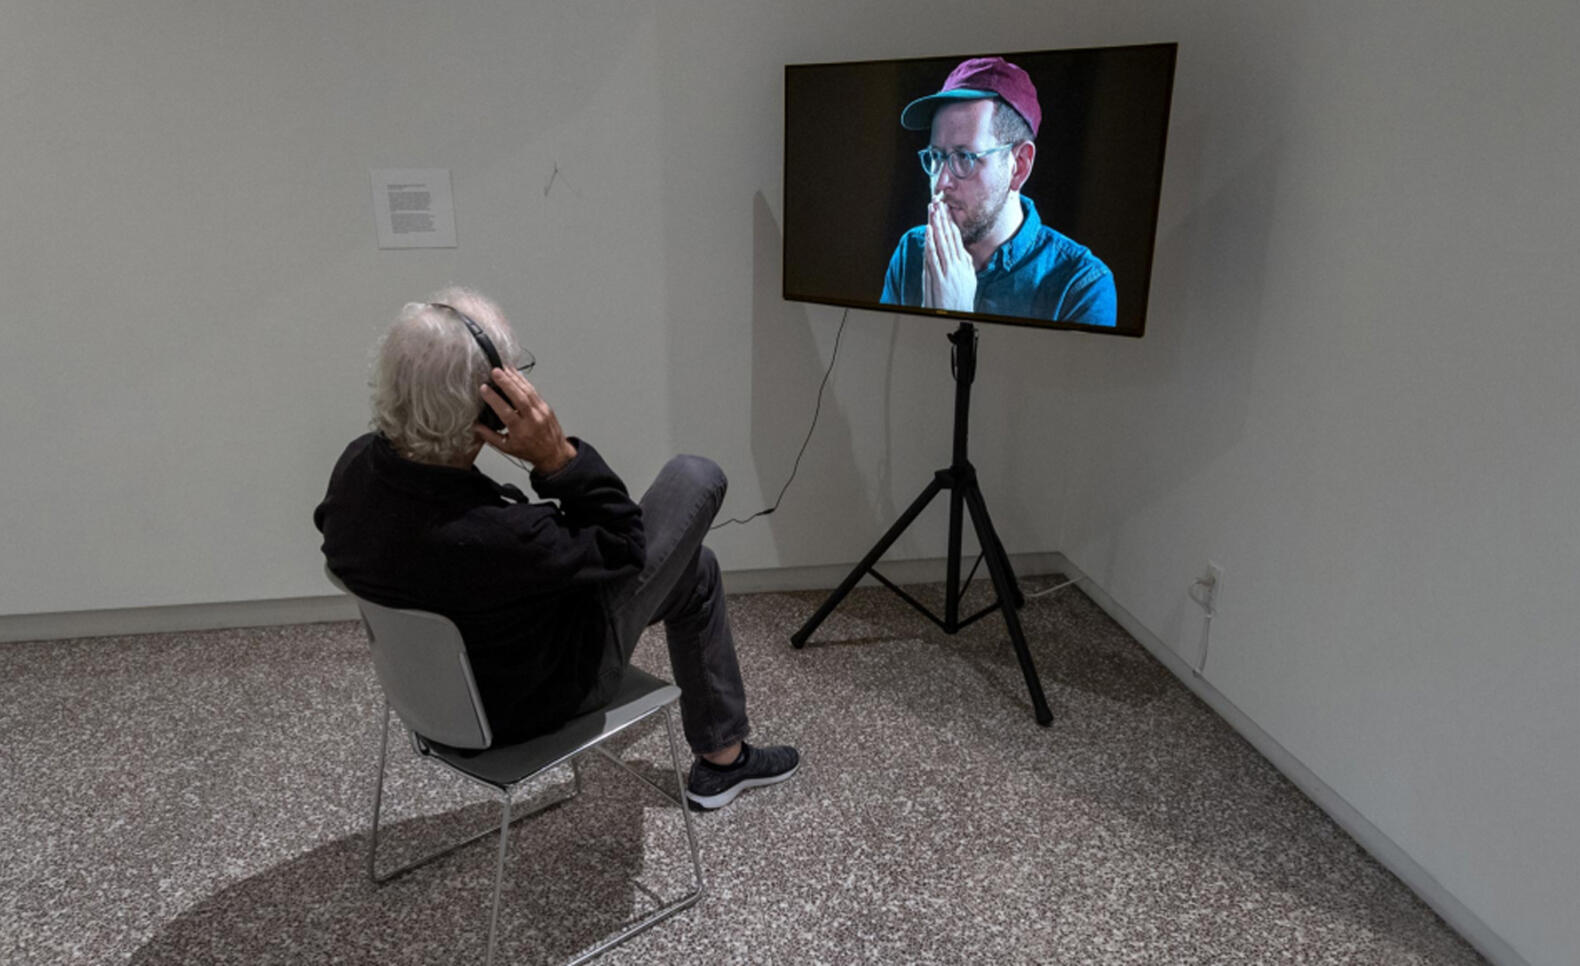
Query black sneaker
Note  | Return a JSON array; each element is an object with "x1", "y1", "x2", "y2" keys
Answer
[{"x1": 685, "y1": 742, "x2": 800, "y2": 811}]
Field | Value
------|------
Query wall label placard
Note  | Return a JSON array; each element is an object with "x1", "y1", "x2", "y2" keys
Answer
[{"x1": 371, "y1": 168, "x2": 456, "y2": 249}]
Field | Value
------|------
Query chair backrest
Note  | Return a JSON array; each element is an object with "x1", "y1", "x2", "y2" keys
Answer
[{"x1": 326, "y1": 565, "x2": 493, "y2": 749}]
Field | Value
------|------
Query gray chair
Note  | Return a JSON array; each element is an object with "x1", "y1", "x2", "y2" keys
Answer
[{"x1": 327, "y1": 566, "x2": 704, "y2": 965}]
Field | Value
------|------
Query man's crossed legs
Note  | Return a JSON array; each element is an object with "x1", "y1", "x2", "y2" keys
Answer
[{"x1": 580, "y1": 455, "x2": 798, "y2": 810}]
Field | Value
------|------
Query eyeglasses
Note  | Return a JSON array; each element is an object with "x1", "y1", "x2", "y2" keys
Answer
[
  {"x1": 917, "y1": 143, "x2": 1015, "y2": 180},
  {"x1": 505, "y1": 341, "x2": 536, "y2": 375}
]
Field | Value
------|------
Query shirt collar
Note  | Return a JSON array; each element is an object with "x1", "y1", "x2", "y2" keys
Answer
[
  {"x1": 367, "y1": 432, "x2": 517, "y2": 503},
  {"x1": 985, "y1": 195, "x2": 1041, "y2": 274}
]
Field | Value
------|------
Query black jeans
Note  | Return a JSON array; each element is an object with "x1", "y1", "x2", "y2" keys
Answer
[{"x1": 577, "y1": 455, "x2": 750, "y2": 756}]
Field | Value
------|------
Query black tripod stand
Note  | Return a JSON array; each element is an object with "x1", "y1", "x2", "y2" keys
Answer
[{"x1": 790, "y1": 322, "x2": 1053, "y2": 726}]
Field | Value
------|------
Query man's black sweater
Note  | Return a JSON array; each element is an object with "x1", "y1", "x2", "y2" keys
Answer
[{"x1": 314, "y1": 433, "x2": 645, "y2": 743}]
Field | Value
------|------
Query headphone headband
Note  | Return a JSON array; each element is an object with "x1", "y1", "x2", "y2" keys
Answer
[
  {"x1": 430, "y1": 301, "x2": 508, "y2": 432},
  {"x1": 430, "y1": 302, "x2": 503, "y2": 370}
]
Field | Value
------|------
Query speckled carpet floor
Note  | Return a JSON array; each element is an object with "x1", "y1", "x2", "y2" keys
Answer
[{"x1": 2, "y1": 578, "x2": 1484, "y2": 965}]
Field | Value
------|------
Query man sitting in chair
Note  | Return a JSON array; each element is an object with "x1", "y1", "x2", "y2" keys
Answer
[{"x1": 315, "y1": 288, "x2": 799, "y2": 811}]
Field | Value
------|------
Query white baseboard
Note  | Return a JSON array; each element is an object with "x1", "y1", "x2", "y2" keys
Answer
[
  {"x1": 0, "y1": 552, "x2": 1065, "y2": 644},
  {"x1": 1049, "y1": 553, "x2": 1526, "y2": 966},
  {"x1": 721, "y1": 551, "x2": 1066, "y2": 594},
  {"x1": 0, "y1": 595, "x2": 360, "y2": 644}
]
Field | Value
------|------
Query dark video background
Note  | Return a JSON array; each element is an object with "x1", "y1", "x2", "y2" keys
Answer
[{"x1": 784, "y1": 43, "x2": 1176, "y2": 335}]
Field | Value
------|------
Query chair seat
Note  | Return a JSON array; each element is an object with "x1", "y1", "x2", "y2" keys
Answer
[{"x1": 418, "y1": 669, "x2": 682, "y2": 788}]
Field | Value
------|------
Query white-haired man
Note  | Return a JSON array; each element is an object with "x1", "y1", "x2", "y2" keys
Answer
[{"x1": 315, "y1": 289, "x2": 798, "y2": 810}]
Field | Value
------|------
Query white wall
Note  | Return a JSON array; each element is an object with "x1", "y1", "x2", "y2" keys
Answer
[
  {"x1": 0, "y1": 0, "x2": 1043, "y2": 616},
  {"x1": 1054, "y1": 4, "x2": 1580, "y2": 965},
  {"x1": 1, "y1": 1, "x2": 1573, "y2": 963}
]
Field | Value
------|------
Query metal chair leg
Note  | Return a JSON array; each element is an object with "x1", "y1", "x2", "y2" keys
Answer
[
  {"x1": 562, "y1": 704, "x2": 706, "y2": 965},
  {"x1": 366, "y1": 700, "x2": 393, "y2": 883},
  {"x1": 485, "y1": 791, "x2": 513, "y2": 966},
  {"x1": 590, "y1": 743, "x2": 684, "y2": 806},
  {"x1": 664, "y1": 705, "x2": 706, "y2": 898},
  {"x1": 367, "y1": 714, "x2": 572, "y2": 885}
]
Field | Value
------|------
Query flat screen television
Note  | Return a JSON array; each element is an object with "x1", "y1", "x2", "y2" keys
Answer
[{"x1": 784, "y1": 43, "x2": 1176, "y2": 337}]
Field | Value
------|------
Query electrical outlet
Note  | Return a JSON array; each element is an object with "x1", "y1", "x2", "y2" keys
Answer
[
  {"x1": 1204, "y1": 562, "x2": 1224, "y2": 613},
  {"x1": 1188, "y1": 562, "x2": 1223, "y2": 615}
]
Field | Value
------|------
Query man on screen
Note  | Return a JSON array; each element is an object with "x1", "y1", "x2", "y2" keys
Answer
[{"x1": 879, "y1": 57, "x2": 1117, "y2": 327}]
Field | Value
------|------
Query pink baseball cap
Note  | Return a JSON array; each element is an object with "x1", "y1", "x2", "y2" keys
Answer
[{"x1": 900, "y1": 56, "x2": 1041, "y2": 137}]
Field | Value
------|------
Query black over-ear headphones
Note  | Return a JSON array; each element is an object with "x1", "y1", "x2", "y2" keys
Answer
[{"x1": 431, "y1": 302, "x2": 508, "y2": 432}]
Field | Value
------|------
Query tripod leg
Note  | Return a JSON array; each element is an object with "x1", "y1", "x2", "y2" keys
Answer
[
  {"x1": 977, "y1": 494, "x2": 1024, "y2": 609},
  {"x1": 791, "y1": 476, "x2": 946, "y2": 648},
  {"x1": 996, "y1": 527, "x2": 1026, "y2": 609},
  {"x1": 945, "y1": 480, "x2": 965, "y2": 629},
  {"x1": 962, "y1": 482, "x2": 1053, "y2": 726}
]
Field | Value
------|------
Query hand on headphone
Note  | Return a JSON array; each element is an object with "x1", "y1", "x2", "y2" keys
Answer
[{"x1": 475, "y1": 367, "x2": 577, "y2": 473}]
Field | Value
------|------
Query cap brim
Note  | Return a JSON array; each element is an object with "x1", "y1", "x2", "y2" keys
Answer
[{"x1": 899, "y1": 88, "x2": 995, "y2": 131}]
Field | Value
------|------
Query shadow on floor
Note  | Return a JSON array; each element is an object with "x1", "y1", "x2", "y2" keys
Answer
[{"x1": 129, "y1": 755, "x2": 696, "y2": 966}]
